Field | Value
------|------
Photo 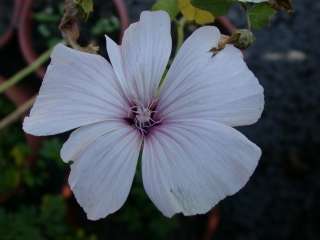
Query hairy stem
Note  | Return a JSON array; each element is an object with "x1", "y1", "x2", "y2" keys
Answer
[
  {"x1": 0, "y1": 95, "x2": 36, "y2": 130},
  {"x1": 246, "y1": 10, "x2": 252, "y2": 30},
  {"x1": 0, "y1": 48, "x2": 52, "y2": 94},
  {"x1": 242, "y1": 3, "x2": 252, "y2": 30}
]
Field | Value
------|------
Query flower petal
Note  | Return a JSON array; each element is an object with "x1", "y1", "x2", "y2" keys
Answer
[
  {"x1": 158, "y1": 26, "x2": 264, "y2": 127},
  {"x1": 61, "y1": 121, "x2": 126, "y2": 163},
  {"x1": 23, "y1": 44, "x2": 128, "y2": 136},
  {"x1": 142, "y1": 119, "x2": 261, "y2": 217},
  {"x1": 68, "y1": 122, "x2": 141, "y2": 220},
  {"x1": 106, "y1": 11, "x2": 172, "y2": 105}
]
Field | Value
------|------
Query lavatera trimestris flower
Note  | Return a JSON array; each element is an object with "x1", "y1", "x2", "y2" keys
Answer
[{"x1": 23, "y1": 11, "x2": 264, "y2": 220}]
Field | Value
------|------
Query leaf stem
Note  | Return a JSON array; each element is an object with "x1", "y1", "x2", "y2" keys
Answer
[
  {"x1": 0, "y1": 47, "x2": 53, "y2": 94},
  {"x1": 246, "y1": 10, "x2": 252, "y2": 30},
  {"x1": 175, "y1": 17, "x2": 186, "y2": 55},
  {"x1": 242, "y1": 3, "x2": 252, "y2": 30}
]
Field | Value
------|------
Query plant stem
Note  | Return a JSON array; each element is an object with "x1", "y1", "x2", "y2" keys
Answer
[
  {"x1": 175, "y1": 17, "x2": 186, "y2": 55},
  {"x1": 0, "y1": 95, "x2": 36, "y2": 130},
  {"x1": 242, "y1": 3, "x2": 252, "y2": 31},
  {"x1": 246, "y1": 11, "x2": 252, "y2": 30},
  {"x1": 0, "y1": 48, "x2": 52, "y2": 94}
]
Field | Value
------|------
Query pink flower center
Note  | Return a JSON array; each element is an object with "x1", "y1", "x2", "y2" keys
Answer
[{"x1": 125, "y1": 99, "x2": 162, "y2": 136}]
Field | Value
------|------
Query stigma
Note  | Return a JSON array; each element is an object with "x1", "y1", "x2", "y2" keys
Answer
[
  {"x1": 125, "y1": 99, "x2": 162, "y2": 136},
  {"x1": 135, "y1": 106, "x2": 152, "y2": 123}
]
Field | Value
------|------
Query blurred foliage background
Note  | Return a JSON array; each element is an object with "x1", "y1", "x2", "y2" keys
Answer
[{"x1": 1, "y1": 0, "x2": 320, "y2": 239}]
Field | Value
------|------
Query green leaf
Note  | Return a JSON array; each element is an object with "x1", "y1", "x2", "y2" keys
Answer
[
  {"x1": 191, "y1": 0, "x2": 237, "y2": 16},
  {"x1": 91, "y1": 17, "x2": 120, "y2": 35},
  {"x1": 74, "y1": 0, "x2": 94, "y2": 19},
  {"x1": 178, "y1": 0, "x2": 215, "y2": 25},
  {"x1": 39, "y1": 138, "x2": 63, "y2": 163},
  {"x1": 248, "y1": 3, "x2": 276, "y2": 29},
  {"x1": 0, "y1": 166, "x2": 20, "y2": 193},
  {"x1": 10, "y1": 144, "x2": 30, "y2": 167},
  {"x1": 152, "y1": 0, "x2": 179, "y2": 19},
  {"x1": 33, "y1": 12, "x2": 60, "y2": 23}
]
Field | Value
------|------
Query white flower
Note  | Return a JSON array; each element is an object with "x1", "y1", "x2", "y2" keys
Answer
[{"x1": 23, "y1": 11, "x2": 264, "y2": 220}]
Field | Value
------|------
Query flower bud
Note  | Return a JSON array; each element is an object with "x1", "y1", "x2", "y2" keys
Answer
[{"x1": 231, "y1": 29, "x2": 255, "y2": 49}]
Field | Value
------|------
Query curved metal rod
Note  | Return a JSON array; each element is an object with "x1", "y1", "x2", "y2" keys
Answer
[
  {"x1": 112, "y1": 0, "x2": 130, "y2": 38},
  {"x1": 18, "y1": 0, "x2": 45, "y2": 78},
  {"x1": 0, "y1": 0, "x2": 22, "y2": 47}
]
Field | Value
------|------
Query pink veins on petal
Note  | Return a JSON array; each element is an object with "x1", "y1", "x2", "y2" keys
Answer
[{"x1": 23, "y1": 10, "x2": 264, "y2": 220}]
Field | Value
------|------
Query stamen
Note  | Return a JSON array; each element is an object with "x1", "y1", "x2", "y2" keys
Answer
[{"x1": 126, "y1": 100, "x2": 161, "y2": 136}]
